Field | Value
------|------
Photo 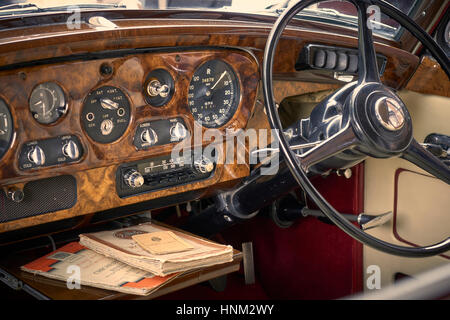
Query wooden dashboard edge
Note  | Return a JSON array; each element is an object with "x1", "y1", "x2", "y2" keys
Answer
[{"x1": 405, "y1": 55, "x2": 450, "y2": 98}]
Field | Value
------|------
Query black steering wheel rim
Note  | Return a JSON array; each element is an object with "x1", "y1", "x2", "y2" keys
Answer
[{"x1": 262, "y1": 0, "x2": 450, "y2": 257}]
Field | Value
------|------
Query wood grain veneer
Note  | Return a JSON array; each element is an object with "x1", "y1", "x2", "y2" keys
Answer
[
  {"x1": 0, "y1": 48, "x2": 258, "y2": 234},
  {"x1": 405, "y1": 56, "x2": 450, "y2": 97}
]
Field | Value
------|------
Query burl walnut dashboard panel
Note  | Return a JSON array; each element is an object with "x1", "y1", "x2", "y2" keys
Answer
[{"x1": 0, "y1": 48, "x2": 259, "y2": 233}]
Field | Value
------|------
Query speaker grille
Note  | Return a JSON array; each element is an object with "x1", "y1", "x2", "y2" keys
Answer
[{"x1": 0, "y1": 175, "x2": 77, "y2": 223}]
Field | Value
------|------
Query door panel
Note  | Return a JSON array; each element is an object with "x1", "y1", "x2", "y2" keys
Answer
[{"x1": 363, "y1": 90, "x2": 450, "y2": 290}]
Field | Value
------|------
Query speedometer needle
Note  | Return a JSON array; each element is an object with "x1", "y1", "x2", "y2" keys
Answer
[{"x1": 211, "y1": 71, "x2": 227, "y2": 90}]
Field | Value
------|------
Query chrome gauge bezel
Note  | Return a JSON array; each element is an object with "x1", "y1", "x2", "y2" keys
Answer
[
  {"x1": 81, "y1": 86, "x2": 131, "y2": 144},
  {"x1": 187, "y1": 59, "x2": 241, "y2": 128},
  {"x1": 29, "y1": 82, "x2": 68, "y2": 125}
]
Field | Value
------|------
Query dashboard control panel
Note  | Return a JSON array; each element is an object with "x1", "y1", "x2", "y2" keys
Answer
[
  {"x1": 133, "y1": 117, "x2": 188, "y2": 150},
  {"x1": 18, "y1": 135, "x2": 83, "y2": 170},
  {"x1": 0, "y1": 48, "x2": 259, "y2": 233},
  {"x1": 81, "y1": 86, "x2": 131, "y2": 144},
  {"x1": 116, "y1": 153, "x2": 215, "y2": 198}
]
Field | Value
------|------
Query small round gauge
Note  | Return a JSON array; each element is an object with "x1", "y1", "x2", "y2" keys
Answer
[
  {"x1": 188, "y1": 59, "x2": 240, "y2": 128},
  {"x1": 0, "y1": 99, "x2": 14, "y2": 160},
  {"x1": 29, "y1": 82, "x2": 67, "y2": 124},
  {"x1": 81, "y1": 86, "x2": 131, "y2": 144}
]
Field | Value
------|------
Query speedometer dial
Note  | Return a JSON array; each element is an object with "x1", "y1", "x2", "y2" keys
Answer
[{"x1": 188, "y1": 60, "x2": 240, "y2": 128}]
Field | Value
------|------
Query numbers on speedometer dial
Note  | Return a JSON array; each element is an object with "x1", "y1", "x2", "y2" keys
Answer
[{"x1": 188, "y1": 60, "x2": 240, "y2": 128}]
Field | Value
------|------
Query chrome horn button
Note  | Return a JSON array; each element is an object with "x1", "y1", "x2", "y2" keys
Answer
[{"x1": 374, "y1": 97, "x2": 406, "y2": 131}]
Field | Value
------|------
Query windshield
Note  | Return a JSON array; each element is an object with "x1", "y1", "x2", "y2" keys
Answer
[{"x1": 0, "y1": 0, "x2": 419, "y2": 39}]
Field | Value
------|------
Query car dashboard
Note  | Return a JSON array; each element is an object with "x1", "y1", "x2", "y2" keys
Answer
[{"x1": 0, "y1": 9, "x2": 446, "y2": 244}]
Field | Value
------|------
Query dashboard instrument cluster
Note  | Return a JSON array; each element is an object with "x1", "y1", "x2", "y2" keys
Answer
[{"x1": 0, "y1": 48, "x2": 259, "y2": 233}]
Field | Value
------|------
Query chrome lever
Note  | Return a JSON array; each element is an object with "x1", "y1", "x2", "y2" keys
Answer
[
  {"x1": 251, "y1": 141, "x2": 323, "y2": 157},
  {"x1": 357, "y1": 211, "x2": 393, "y2": 230},
  {"x1": 300, "y1": 208, "x2": 393, "y2": 230}
]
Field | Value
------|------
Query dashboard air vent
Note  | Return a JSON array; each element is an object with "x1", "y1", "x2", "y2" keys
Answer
[{"x1": 295, "y1": 44, "x2": 387, "y2": 76}]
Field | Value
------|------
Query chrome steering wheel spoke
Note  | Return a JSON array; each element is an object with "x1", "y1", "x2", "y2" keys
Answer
[
  {"x1": 402, "y1": 139, "x2": 450, "y2": 185},
  {"x1": 354, "y1": 1, "x2": 381, "y2": 84},
  {"x1": 297, "y1": 126, "x2": 359, "y2": 172}
]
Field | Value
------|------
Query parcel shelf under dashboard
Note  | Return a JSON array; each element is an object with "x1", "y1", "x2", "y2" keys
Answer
[{"x1": 0, "y1": 221, "x2": 242, "y2": 300}]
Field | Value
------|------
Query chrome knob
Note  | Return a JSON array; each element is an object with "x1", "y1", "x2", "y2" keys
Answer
[
  {"x1": 194, "y1": 156, "x2": 214, "y2": 174},
  {"x1": 100, "y1": 119, "x2": 114, "y2": 135},
  {"x1": 123, "y1": 169, "x2": 144, "y2": 188},
  {"x1": 62, "y1": 140, "x2": 80, "y2": 160},
  {"x1": 170, "y1": 122, "x2": 187, "y2": 141},
  {"x1": 28, "y1": 145, "x2": 45, "y2": 166},
  {"x1": 100, "y1": 98, "x2": 119, "y2": 110},
  {"x1": 141, "y1": 127, "x2": 158, "y2": 145},
  {"x1": 147, "y1": 79, "x2": 169, "y2": 98}
]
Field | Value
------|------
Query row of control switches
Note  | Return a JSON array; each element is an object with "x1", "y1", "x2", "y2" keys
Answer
[
  {"x1": 134, "y1": 118, "x2": 188, "y2": 150},
  {"x1": 19, "y1": 135, "x2": 83, "y2": 170}
]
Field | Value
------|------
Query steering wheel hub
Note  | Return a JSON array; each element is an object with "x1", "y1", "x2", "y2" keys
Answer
[
  {"x1": 351, "y1": 83, "x2": 413, "y2": 157},
  {"x1": 374, "y1": 97, "x2": 406, "y2": 131}
]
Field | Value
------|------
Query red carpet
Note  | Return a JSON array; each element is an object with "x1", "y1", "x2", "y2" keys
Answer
[{"x1": 161, "y1": 164, "x2": 364, "y2": 300}]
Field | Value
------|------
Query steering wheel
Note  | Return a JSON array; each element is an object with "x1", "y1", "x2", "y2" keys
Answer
[{"x1": 262, "y1": 0, "x2": 450, "y2": 257}]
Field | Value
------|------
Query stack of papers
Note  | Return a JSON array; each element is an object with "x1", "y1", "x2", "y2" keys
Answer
[
  {"x1": 79, "y1": 223, "x2": 234, "y2": 277},
  {"x1": 21, "y1": 222, "x2": 234, "y2": 296}
]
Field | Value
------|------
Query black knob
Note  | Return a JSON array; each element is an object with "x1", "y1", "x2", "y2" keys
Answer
[{"x1": 100, "y1": 63, "x2": 113, "y2": 76}]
